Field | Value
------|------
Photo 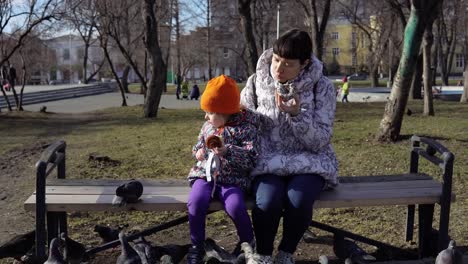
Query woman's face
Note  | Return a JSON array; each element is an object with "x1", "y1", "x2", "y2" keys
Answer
[
  {"x1": 205, "y1": 112, "x2": 228, "y2": 128},
  {"x1": 271, "y1": 53, "x2": 309, "y2": 83}
]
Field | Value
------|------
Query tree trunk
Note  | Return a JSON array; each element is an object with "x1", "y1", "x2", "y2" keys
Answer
[
  {"x1": 376, "y1": 0, "x2": 441, "y2": 142},
  {"x1": 370, "y1": 67, "x2": 379, "y2": 88},
  {"x1": 423, "y1": 24, "x2": 435, "y2": 116},
  {"x1": 122, "y1": 65, "x2": 131, "y2": 93},
  {"x1": 410, "y1": 53, "x2": 423, "y2": 99},
  {"x1": 308, "y1": 0, "x2": 331, "y2": 61},
  {"x1": 238, "y1": 0, "x2": 258, "y2": 75},
  {"x1": 206, "y1": 0, "x2": 212, "y2": 79},
  {"x1": 143, "y1": 0, "x2": 167, "y2": 118},
  {"x1": 461, "y1": 70, "x2": 468, "y2": 103},
  {"x1": 83, "y1": 43, "x2": 90, "y2": 83},
  {"x1": 18, "y1": 51, "x2": 27, "y2": 111},
  {"x1": 101, "y1": 37, "x2": 127, "y2": 107}
]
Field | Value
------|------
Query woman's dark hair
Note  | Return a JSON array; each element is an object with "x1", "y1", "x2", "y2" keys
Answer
[{"x1": 273, "y1": 29, "x2": 312, "y2": 64}]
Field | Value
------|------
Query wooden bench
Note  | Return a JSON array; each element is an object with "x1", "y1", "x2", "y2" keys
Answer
[{"x1": 24, "y1": 136, "x2": 456, "y2": 260}]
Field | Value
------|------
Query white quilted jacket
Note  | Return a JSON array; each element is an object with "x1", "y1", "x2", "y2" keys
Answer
[{"x1": 240, "y1": 48, "x2": 339, "y2": 187}]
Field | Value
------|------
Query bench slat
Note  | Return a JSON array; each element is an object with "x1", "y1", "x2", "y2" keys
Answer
[
  {"x1": 35, "y1": 180, "x2": 441, "y2": 195},
  {"x1": 24, "y1": 186, "x2": 445, "y2": 212}
]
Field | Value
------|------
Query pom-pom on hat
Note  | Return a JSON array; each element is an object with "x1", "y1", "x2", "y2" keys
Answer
[{"x1": 201, "y1": 75, "x2": 240, "y2": 114}]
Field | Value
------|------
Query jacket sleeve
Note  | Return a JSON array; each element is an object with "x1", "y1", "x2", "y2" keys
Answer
[
  {"x1": 219, "y1": 124, "x2": 258, "y2": 172},
  {"x1": 287, "y1": 77, "x2": 336, "y2": 152},
  {"x1": 192, "y1": 122, "x2": 208, "y2": 159},
  {"x1": 240, "y1": 74, "x2": 257, "y2": 110}
]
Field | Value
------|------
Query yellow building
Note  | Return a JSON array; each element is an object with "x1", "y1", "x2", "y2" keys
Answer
[{"x1": 322, "y1": 18, "x2": 369, "y2": 75}]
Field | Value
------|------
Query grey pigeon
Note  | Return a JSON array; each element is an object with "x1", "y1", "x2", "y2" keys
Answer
[
  {"x1": 302, "y1": 229, "x2": 317, "y2": 243},
  {"x1": 154, "y1": 243, "x2": 191, "y2": 264},
  {"x1": 240, "y1": 242, "x2": 255, "y2": 263},
  {"x1": 318, "y1": 255, "x2": 329, "y2": 264},
  {"x1": 113, "y1": 180, "x2": 144, "y2": 207},
  {"x1": 94, "y1": 224, "x2": 127, "y2": 243},
  {"x1": 160, "y1": 254, "x2": 174, "y2": 264},
  {"x1": 116, "y1": 232, "x2": 142, "y2": 264},
  {"x1": 59, "y1": 232, "x2": 87, "y2": 264},
  {"x1": 133, "y1": 236, "x2": 157, "y2": 264},
  {"x1": 204, "y1": 238, "x2": 237, "y2": 263},
  {"x1": 435, "y1": 240, "x2": 463, "y2": 264},
  {"x1": 333, "y1": 234, "x2": 375, "y2": 263},
  {"x1": 0, "y1": 230, "x2": 35, "y2": 261},
  {"x1": 44, "y1": 238, "x2": 65, "y2": 264}
]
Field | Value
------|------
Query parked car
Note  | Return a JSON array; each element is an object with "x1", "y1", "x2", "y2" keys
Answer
[{"x1": 348, "y1": 73, "x2": 368, "y2": 80}]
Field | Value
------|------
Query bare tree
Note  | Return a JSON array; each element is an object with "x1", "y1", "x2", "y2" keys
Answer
[
  {"x1": 377, "y1": 0, "x2": 442, "y2": 142},
  {"x1": 0, "y1": 0, "x2": 62, "y2": 112},
  {"x1": 238, "y1": 0, "x2": 259, "y2": 75},
  {"x1": 66, "y1": 0, "x2": 103, "y2": 84},
  {"x1": 295, "y1": 0, "x2": 332, "y2": 60},
  {"x1": 461, "y1": 0, "x2": 468, "y2": 103},
  {"x1": 435, "y1": 0, "x2": 462, "y2": 86},
  {"x1": 422, "y1": 21, "x2": 436, "y2": 116}
]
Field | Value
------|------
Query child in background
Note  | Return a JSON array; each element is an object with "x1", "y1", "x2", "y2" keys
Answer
[
  {"x1": 186, "y1": 75, "x2": 258, "y2": 264},
  {"x1": 341, "y1": 76, "x2": 350, "y2": 103}
]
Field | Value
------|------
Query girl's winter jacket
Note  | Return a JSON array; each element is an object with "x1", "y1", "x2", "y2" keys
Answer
[{"x1": 188, "y1": 109, "x2": 259, "y2": 191}]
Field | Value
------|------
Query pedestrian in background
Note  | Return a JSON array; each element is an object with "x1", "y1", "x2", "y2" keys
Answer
[
  {"x1": 341, "y1": 76, "x2": 350, "y2": 103},
  {"x1": 190, "y1": 83, "x2": 200, "y2": 100}
]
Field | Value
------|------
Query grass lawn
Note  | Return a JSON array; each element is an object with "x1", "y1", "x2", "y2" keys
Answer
[{"x1": 0, "y1": 100, "x2": 467, "y2": 260}]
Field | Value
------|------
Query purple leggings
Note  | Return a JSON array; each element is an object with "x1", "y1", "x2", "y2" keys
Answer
[{"x1": 187, "y1": 179, "x2": 254, "y2": 246}]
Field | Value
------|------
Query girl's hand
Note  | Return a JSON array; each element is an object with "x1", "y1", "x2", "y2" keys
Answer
[
  {"x1": 275, "y1": 92, "x2": 301, "y2": 116},
  {"x1": 196, "y1": 148, "x2": 206, "y2": 161},
  {"x1": 212, "y1": 146, "x2": 227, "y2": 156}
]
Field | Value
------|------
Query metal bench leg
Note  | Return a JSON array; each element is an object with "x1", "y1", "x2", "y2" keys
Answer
[
  {"x1": 47, "y1": 212, "x2": 60, "y2": 243},
  {"x1": 406, "y1": 205, "x2": 415, "y2": 242},
  {"x1": 418, "y1": 204, "x2": 434, "y2": 258}
]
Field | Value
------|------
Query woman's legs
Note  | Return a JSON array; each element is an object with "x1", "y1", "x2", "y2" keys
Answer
[
  {"x1": 187, "y1": 179, "x2": 213, "y2": 246},
  {"x1": 252, "y1": 174, "x2": 286, "y2": 255},
  {"x1": 218, "y1": 185, "x2": 254, "y2": 243},
  {"x1": 278, "y1": 174, "x2": 324, "y2": 253}
]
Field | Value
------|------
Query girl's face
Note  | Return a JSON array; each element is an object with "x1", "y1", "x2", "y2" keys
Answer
[
  {"x1": 205, "y1": 112, "x2": 228, "y2": 128},
  {"x1": 271, "y1": 53, "x2": 309, "y2": 83}
]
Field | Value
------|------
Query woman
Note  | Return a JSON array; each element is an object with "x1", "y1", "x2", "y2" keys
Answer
[{"x1": 240, "y1": 29, "x2": 338, "y2": 264}]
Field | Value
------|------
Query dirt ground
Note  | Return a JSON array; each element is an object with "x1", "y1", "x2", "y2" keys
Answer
[{"x1": 0, "y1": 141, "x2": 419, "y2": 264}]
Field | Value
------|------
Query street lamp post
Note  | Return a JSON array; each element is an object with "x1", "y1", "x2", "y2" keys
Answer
[{"x1": 277, "y1": 3, "x2": 280, "y2": 39}]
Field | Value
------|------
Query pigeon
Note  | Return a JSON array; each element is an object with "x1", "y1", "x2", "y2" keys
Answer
[
  {"x1": 113, "y1": 180, "x2": 144, "y2": 207},
  {"x1": 302, "y1": 229, "x2": 317, "y2": 243},
  {"x1": 435, "y1": 240, "x2": 463, "y2": 264},
  {"x1": 44, "y1": 238, "x2": 65, "y2": 264},
  {"x1": 204, "y1": 238, "x2": 237, "y2": 263},
  {"x1": 94, "y1": 224, "x2": 127, "y2": 243},
  {"x1": 333, "y1": 234, "x2": 375, "y2": 263},
  {"x1": 406, "y1": 108, "x2": 412, "y2": 116},
  {"x1": 160, "y1": 254, "x2": 174, "y2": 264},
  {"x1": 116, "y1": 232, "x2": 142, "y2": 264},
  {"x1": 132, "y1": 236, "x2": 157, "y2": 264},
  {"x1": 0, "y1": 230, "x2": 35, "y2": 261},
  {"x1": 154, "y1": 243, "x2": 191, "y2": 264},
  {"x1": 59, "y1": 232, "x2": 87, "y2": 264},
  {"x1": 241, "y1": 242, "x2": 255, "y2": 263},
  {"x1": 318, "y1": 255, "x2": 329, "y2": 264}
]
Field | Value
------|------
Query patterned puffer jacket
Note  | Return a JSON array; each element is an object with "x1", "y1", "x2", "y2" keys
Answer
[
  {"x1": 187, "y1": 109, "x2": 260, "y2": 192},
  {"x1": 240, "y1": 48, "x2": 339, "y2": 188}
]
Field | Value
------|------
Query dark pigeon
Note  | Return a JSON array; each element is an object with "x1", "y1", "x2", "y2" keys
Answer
[
  {"x1": 0, "y1": 230, "x2": 35, "y2": 261},
  {"x1": 154, "y1": 243, "x2": 191, "y2": 264},
  {"x1": 113, "y1": 180, "x2": 144, "y2": 207},
  {"x1": 44, "y1": 238, "x2": 66, "y2": 264},
  {"x1": 435, "y1": 240, "x2": 463, "y2": 264},
  {"x1": 59, "y1": 232, "x2": 87, "y2": 264},
  {"x1": 133, "y1": 236, "x2": 157, "y2": 264},
  {"x1": 117, "y1": 232, "x2": 142, "y2": 264},
  {"x1": 333, "y1": 234, "x2": 375, "y2": 263},
  {"x1": 94, "y1": 224, "x2": 127, "y2": 243},
  {"x1": 204, "y1": 238, "x2": 237, "y2": 263}
]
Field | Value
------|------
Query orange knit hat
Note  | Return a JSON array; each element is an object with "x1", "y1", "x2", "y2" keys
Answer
[{"x1": 200, "y1": 75, "x2": 240, "y2": 114}]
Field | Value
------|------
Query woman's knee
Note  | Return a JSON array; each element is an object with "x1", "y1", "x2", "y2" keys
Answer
[{"x1": 254, "y1": 175, "x2": 285, "y2": 212}]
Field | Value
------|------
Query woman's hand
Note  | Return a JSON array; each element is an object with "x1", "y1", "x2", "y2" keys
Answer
[
  {"x1": 275, "y1": 91, "x2": 301, "y2": 116},
  {"x1": 212, "y1": 146, "x2": 227, "y2": 156},
  {"x1": 195, "y1": 148, "x2": 206, "y2": 161}
]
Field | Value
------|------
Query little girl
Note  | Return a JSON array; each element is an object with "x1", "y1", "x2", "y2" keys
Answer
[{"x1": 187, "y1": 75, "x2": 258, "y2": 264}]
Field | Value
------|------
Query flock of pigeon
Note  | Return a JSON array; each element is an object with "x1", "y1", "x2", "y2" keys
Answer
[{"x1": 0, "y1": 226, "x2": 464, "y2": 264}]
